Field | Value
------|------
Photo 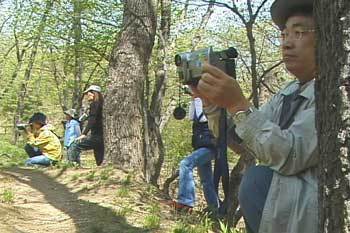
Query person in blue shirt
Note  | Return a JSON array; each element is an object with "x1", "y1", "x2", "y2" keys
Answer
[{"x1": 63, "y1": 109, "x2": 81, "y2": 151}]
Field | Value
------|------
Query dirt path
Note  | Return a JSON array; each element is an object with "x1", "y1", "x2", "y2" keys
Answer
[{"x1": 0, "y1": 167, "x2": 148, "y2": 233}]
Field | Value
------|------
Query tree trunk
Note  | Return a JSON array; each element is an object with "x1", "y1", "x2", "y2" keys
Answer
[
  {"x1": 143, "y1": 0, "x2": 171, "y2": 185},
  {"x1": 315, "y1": 1, "x2": 350, "y2": 232},
  {"x1": 0, "y1": 32, "x2": 26, "y2": 101},
  {"x1": 104, "y1": 0, "x2": 156, "y2": 172},
  {"x1": 71, "y1": 0, "x2": 84, "y2": 111},
  {"x1": 246, "y1": 24, "x2": 259, "y2": 108},
  {"x1": 226, "y1": 151, "x2": 255, "y2": 228}
]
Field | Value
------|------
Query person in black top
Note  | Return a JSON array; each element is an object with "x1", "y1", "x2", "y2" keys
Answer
[{"x1": 67, "y1": 85, "x2": 104, "y2": 166}]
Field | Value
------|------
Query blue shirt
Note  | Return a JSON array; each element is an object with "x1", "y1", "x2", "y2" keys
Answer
[{"x1": 64, "y1": 119, "x2": 81, "y2": 148}]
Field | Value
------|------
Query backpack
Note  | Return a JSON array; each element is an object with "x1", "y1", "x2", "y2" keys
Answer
[{"x1": 191, "y1": 112, "x2": 216, "y2": 150}]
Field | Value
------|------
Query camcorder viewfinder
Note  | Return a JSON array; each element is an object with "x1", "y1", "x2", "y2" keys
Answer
[{"x1": 174, "y1": 47, "x2": 238, "y2": 85}]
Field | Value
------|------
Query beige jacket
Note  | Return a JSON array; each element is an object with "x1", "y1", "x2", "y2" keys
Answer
[{"x1": 205, "y1": 80, "x2": 317, "y2": 233}]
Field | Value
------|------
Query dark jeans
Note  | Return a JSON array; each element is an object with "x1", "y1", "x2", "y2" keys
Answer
[
  {"x1": 238, "y1": 166, "x2": 273, "y2": 233},
  {"x1": 68, "y1": 135, "x2": 104, "y2": 166},
  {"x1": 24, "y1": 144, "x2": 42, "y2": 158}
]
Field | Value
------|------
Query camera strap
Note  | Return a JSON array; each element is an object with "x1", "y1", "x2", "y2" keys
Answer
[{"x1": 213, "y1": 108, "x2": 230, "y2": 209}]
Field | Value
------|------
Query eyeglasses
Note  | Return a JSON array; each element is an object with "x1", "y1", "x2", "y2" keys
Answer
[{"x1": 279, "y1": 29, "x2": 315, "y2": 42}]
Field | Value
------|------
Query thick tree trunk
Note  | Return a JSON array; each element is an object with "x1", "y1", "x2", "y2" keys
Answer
[
  {"x1": 315, "y1": 1, "x2": 350, "y2": 232},
  {"x1": 104, "y1": 0, "x2": 156, "y2": 171}
]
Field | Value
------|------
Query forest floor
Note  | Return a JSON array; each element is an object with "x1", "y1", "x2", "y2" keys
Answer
[{"x1": 0, "y1": 151, "x2": 244, "y2": 233}]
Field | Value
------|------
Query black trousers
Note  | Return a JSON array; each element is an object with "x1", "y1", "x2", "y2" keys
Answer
[
  {"x1": 24, "y1": 144, "x2": 42, "y2": 158},
  {"x1": 68, "y1": 135, "x2": 104, "y2": 166}
]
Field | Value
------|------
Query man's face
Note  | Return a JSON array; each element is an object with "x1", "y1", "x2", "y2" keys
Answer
[{"x1": 281, "y1": 15, "x2": 316, "y2": 82}]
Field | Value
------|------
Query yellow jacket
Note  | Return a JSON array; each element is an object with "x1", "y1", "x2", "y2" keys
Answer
[{"x1": 27, "y1": 124, "x2": 62, "y2": 161}]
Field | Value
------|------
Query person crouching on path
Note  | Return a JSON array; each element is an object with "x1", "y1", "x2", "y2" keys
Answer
[
  {"x1": 24, "y1": 112, "x2": 62, "y2": 166},
  {"x1": 63, "y1": 109, "x2": 81, "y2": 152},
  {"x1": 67, "y1": 85, "x2": 104, "y2": 166}
]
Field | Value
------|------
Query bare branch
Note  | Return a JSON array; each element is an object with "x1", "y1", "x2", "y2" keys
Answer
[
  {"x1": 261, "y1": 80, "x2": 277, "y2": 95},
  {"x1": 230, "y1": 0, "x2": 247, "y2": 24},
  {"x1": 247, "y1": 61, "x2": 283, "y2": 100},
  {"x1": 81, "y1": 17, "x2": 120, "y2": 28},
  {"x1": 252, "y1": 0, "x2": 269, "y2": 22},
  {"x1": 0, "y1": 14, "x2": 11, "y2": 33},
  {"x1": 198, "y1": 0, "x2": 214, "y2": 30},
  {"x1": 257, "y1": 60, "x2": 283, "y2": 83},
  {"x1": 238, "y1": 54, "x2": 251, "y2": 75},
  {"x1": 247, "y1": 0, "x2": 253, "y2": 19}
]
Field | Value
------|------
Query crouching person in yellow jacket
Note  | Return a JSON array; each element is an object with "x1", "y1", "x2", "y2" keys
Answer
[{"x1": 24, "y1": 112, "x2": 62, "y2": 166}]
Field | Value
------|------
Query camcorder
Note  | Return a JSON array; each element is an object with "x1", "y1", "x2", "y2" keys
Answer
[
  {"x1": 174, "y1": 47, "x2": 238, "y2": 86},
  {"x1": 78, "y1": 112, "x2": 88, "y2": 122},
  {"x1": 16, "y1": 123, "x2": 31, "y2": 131}
]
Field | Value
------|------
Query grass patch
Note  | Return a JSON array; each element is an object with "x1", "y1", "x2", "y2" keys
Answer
[
  {"x1": 0, "y1": 140, "x2": 27, "y2": 167},
  {"x1": 1, "y1": 188, "x2": 15, "y2": 203},
  {"x1": 115, "y1": 204, "x2": 133, "y2": 217},
  {"x1": 172, "y1": 223, "x2": 210, "y2": 233},
  {"x1": 115, "y1": 186, "x2": 129, "y2": 198},
  {"x1": 100, "y1": 167, "x2": 113, "y2": 181},
  {"x1": 143, "y1": 214, "x2": 161, "y2": 230},
  {"x1": 147, "y1": 202, "x2": 161, "y2": 214},
  {"x1": 71, "y1": 174, "x2": 79, "y2": 181},
  {"x1": 86, "y1": 170, "x2": 96, "y2": 181},
  {"x1": 121, "y1": 173, "x2": 132, "y2": 186}
]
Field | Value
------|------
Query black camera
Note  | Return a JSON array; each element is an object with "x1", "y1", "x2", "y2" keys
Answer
[
  {"x1": 174, "y1": 47, "x2": 238, "y2": 85},
  {"x1": 16, "y1": 123, "x2": 31, "y2": 131}
]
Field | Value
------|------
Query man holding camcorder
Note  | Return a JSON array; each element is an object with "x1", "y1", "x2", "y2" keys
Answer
[{"x1": 188, "y1": 0, "x2": 317, "y2": 232}]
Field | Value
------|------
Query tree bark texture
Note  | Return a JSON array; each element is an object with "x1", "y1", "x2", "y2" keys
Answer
[
  {"x1": 315, "y1": 1, "x2": 350, "y2": 232},
  {"x1": 143, "y1": 0, "x2": 171, "y2": 185},
  {"x1": 104, "y1": 0, "x2": 156, "y2": 171},
  {"x1": 227, "y1": 151, "x2": 255, "y2": 228}
]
